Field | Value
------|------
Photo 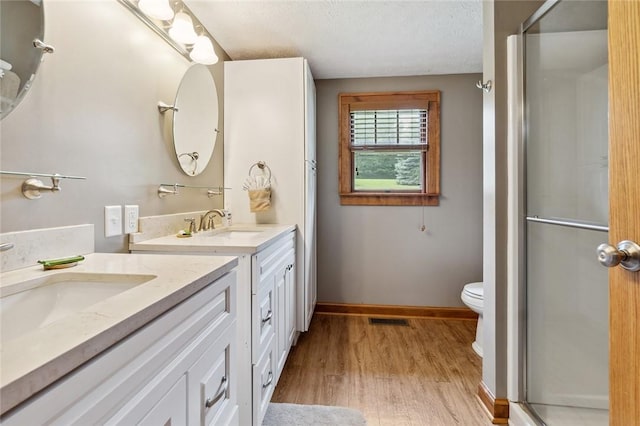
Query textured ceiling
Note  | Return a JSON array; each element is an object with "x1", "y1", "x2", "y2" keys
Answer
[{"x1": 186, "y1": 0, "x2": 483, "y2": 79}]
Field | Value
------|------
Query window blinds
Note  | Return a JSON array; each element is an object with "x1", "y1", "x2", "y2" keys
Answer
[{"x1": 350, "y1": 109, "x2": 428, "y2": 147}]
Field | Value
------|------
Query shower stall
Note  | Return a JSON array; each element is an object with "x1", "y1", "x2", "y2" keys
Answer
[{"x1": 507, "y1": 1, "x2": 609, "y2": 425}]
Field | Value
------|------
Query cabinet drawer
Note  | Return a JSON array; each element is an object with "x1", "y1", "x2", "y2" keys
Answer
[
  {"x1": 138, "y1": 375, "x2": 188, "y2": 426},
  {"x1": 105, "y1": 373, "x2": 188, "y2": 425},
  {"x1": 252, "y1": 277, "x2": 276, "y2": 363},
  {"x1": 252, "y1": 231, "x2": 295, "y2": 294},
  {"x1": 188, "y1": 323, "x2": 237, "y2": 426},
  {"x1": 252, "y1": 336, "x2": 276, "y2": 426}
]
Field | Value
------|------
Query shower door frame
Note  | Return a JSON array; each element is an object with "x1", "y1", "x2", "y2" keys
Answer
[
  {"x1": 506, "y1": 0, "x2": 610, "y2": 423},
  {"x1": 506, "y1": 29, "x2": 536, "y2": 424},
  {"x1": 508, "y1": 1, "x2": 640, "y2": 424}
]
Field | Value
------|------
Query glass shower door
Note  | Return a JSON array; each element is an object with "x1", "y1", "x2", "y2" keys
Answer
[{"x1": 523, "y1": 1, "x2": 609, "y2": 424}]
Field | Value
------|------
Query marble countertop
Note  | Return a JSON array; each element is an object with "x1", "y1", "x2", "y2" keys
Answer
[
  {"x1": 129, "y1": 224, "x2": 296, "y2": 254},
  {"x1": 0, "y1": 253, "x2": 238, "y2": 415}
]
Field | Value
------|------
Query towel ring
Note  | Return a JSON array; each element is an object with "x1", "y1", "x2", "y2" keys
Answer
[
  {"x1": 248, "y1": 161, "x2": 272, "y2": 184},
  {"x1": 178, "y1": 152, "x2": 199, "y2": 176}
]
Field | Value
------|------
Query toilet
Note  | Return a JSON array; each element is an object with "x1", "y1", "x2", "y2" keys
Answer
[{"x1": 461, "y1": 282, "x2": 484, "y2": 357}]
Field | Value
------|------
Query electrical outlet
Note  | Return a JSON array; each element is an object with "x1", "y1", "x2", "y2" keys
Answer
[
  {"x1": 124, "y1": 205, "x2": 139, "y2": 234},
  {"x1": 104, "y1": 205, "x2": 122, "y2": 237}
]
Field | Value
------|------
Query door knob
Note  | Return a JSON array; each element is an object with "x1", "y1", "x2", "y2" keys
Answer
[{"x1": 597, "y1": 240, "x2": 640, "y2": 271}]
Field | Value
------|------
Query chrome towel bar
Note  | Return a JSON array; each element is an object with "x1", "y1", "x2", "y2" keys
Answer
[
  {"x1": 0, "y1": 171, "x2": 86, "y2": 200},
  {"x1": 526, "y1": 216, "x2": 609, "y2": 233}
]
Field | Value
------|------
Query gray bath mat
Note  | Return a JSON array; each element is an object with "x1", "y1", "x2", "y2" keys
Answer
[{"x1": 262, "y1": 403, "x2": 367, "y2": 425}]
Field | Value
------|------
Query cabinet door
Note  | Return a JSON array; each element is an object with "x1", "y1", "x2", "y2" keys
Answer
[
  {"x1": 252, "y1": 336, "x2": 276, "y2": 426},
  {"x1": 303, "y1": 58, "x2": 318, "y2": 333},
  {"x1": 187, "y1": 323, "x2": 237, "y2": 426},
  {"x1": 224, "y1": 58, "x2": 305, "y2": 226},
  {"x1": 276, "y1": 261, "x2": 288, "y2": 378},
  {"x1": 252, "y1": 274, "x2": 276, "y2": 363}
]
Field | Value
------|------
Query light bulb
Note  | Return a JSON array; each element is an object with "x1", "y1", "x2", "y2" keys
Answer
[
  {"x1": 189, "y1": 35, "x2": 219, "y2": 65},
  {"x1": 168, "y1": 12, "x2": 198, "y2": 45},
  {"x1": 138, "y1": 0, "x2": 174, "y2": 21}
]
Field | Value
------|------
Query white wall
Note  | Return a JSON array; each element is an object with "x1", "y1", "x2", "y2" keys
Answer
[
  {"x1": 482, "y1": 0, "x2": 544, "y2": 399},
  {"x1": 0, "y1": 0, "x2": 229, "y2": 253},
  {"x1": 316, "y1": 74, "x2": 483, "y2": 307}
]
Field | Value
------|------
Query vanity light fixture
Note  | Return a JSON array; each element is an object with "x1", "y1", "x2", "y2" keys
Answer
[
  {"x1": 118, "y1": 0, "x2": 219, "y2": 65},
  {"x1": 168, "y1": 11, "x2": 198, "y2": 45},
  {"x1": 137, "y1": 0, "x2": 174, "y2": 21},
  {"x1": 189, "y1": 34, "x2": 218, "y2": 65}
]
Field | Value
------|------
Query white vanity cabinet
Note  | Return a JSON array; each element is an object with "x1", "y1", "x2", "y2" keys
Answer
[
  {"x1": 1, "y1": 271, "x2": 239, "y2": 426},
  {"x1": 130, "y1": 226, "x2": 297, "y2": 426},
  {"x1": 250, "y1": 231, "x2": 296, "y2": 424}
]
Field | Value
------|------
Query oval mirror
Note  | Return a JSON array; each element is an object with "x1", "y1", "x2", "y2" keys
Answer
[
  {"x1": 173, "y1": 64, "x2": 219, "y2": 176},
  {"x1": 0, "y1": 0, "x2": 46, "y2": 120}
]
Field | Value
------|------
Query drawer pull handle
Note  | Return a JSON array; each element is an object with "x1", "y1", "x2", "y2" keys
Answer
[
  {"x1": 262, "y1": 371, "x2": 273, "y2": 389},
  {"x1": 205, "y1": 376, "x2": 228, "y2": 408},
  {"x1": 261, "y1": 310, "x2": 273, "y2": 324}
]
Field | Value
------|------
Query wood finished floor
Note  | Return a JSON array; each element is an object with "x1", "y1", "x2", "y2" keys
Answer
[{"x1": 271, "y1": 314, "x2": 492, "y2": 426}]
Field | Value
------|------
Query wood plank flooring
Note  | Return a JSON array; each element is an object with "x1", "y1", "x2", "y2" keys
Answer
[{"x1": 271, "y1": 314, "x2": 492, "y2": 426}]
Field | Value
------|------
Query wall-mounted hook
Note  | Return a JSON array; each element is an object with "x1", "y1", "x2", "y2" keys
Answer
[
  {"x1": 33, "y1": 39, "x2": 55, "y2": 54},
  {"x1": 476, "y1": 80, "x2": 492, "y2": 93},
  {"x1": 158, "y1": 101, "x2": 179, "y2": 113}
]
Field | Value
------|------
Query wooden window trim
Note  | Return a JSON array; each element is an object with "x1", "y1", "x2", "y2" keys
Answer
[{"x1": 339, "y1": 91, "x2": 441, "y2": 206}]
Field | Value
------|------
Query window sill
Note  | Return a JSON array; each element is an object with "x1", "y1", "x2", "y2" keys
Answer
[{"x1": 339, "y1": 192, "x2": 440, "y2": 206}]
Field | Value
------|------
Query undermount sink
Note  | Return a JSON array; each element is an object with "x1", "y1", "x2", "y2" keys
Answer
[
  {"x1": 212, "y1": 230, "x2": 264, "y2": 239},
  {"x1": 196, "y1": 228, "x2": 266, "y2": 239},
  {"x1": 0, "y1": 272, "x2": 156, "y2": 343}
]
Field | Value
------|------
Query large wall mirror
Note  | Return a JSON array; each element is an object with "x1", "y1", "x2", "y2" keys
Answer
[
  {"x1": 0, "y1": 0, "x2": 46, "y2": 120},
  {"x1": 173, "y1": 64, "x2": 219, "y2": 176}
]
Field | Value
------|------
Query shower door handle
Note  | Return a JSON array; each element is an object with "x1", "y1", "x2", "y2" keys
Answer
[{"x1": 597, "y1": 240, "x2": 640, "y2": 272}]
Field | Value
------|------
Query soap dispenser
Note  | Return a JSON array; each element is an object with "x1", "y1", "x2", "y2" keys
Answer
[{"x1": 222, "y1": 209, "x2": 232, "y2": 226}]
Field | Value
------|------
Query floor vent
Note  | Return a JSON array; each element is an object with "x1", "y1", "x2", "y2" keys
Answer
[{"x1": 368, "y1": 317, "x2": 409, "y2": 326}]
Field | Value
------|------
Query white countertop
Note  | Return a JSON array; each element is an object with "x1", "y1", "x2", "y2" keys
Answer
[
  {"x1": 0, "y1": 253, "x2": 238, "y2": 415},
  {"x1": 129, "y1": 224, "x2": 296, "y2": 254}
]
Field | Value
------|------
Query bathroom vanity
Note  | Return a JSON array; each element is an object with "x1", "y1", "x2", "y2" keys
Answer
[
  {"x1": 129, "y1": 221, "x2": 296, "y2": 426},
  {"x1": 0, "y1": 252, "x2": 239, "y2": 425}
]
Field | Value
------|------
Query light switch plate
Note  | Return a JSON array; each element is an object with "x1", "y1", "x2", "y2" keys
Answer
[
  {"x1": 104, "y1": 205, "x2": 122, "y2": 237},
  {"x1": 124, "y1": 205, "x2": 139, "y2": 234}
]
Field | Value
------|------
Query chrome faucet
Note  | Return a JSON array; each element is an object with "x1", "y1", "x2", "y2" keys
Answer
[{"x1": 199, "y1": 209, "x2": 226, "y2": 231}]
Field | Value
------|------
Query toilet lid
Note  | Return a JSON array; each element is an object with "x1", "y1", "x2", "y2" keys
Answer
[{"x1": 463, "y1": 282, "x2": 483, "y2": 299}]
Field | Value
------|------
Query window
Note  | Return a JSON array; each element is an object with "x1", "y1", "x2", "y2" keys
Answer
[{"x1": 338, "y1": 91, "x2": 441, "y2": 206}]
